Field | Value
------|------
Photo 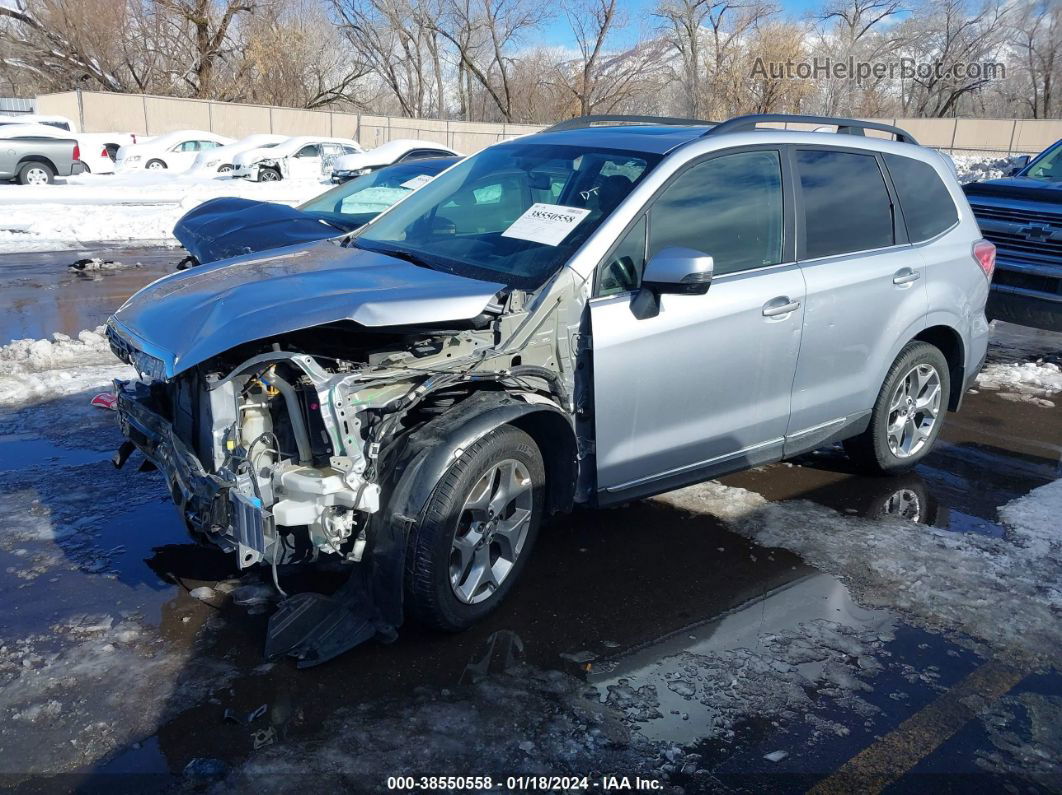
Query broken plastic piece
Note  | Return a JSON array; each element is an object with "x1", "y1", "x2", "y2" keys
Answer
[
  {"x1": 265, "y1": 592, "x2": 376, "y2": 668},
  {"x1": 763, "y1": 750, "x2": 788, "y2": 763},
  {"x1": 112, "y1": 440, "x2": 135, "y2": 469},
  {"x1": 90, "y1": 391, "x2": 118, "y2": 410}
]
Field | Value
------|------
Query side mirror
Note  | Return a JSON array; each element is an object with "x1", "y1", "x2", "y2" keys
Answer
[
  {"x1": 642, "y1": 247, "x2": 714, "y2": 295},
  {"x1": 1005, "y1": 155, "x2": 1030, "y2": 176}
]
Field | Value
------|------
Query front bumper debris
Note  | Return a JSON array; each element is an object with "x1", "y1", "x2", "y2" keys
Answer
[{"x1": 113, "y1": 379, "x2": 269, "y2": 567}]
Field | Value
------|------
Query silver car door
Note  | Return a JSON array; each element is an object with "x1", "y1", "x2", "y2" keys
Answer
[
  {"x1": 590, "y1": 148, "x2": 805, "y2": 497},
  {"x1": 786, "y1": 147, "x2": 928, "y2": 453}
]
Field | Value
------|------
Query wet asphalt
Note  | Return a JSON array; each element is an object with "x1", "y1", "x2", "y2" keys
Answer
[{"x1": 0, "y1": 249, "x2": 1059, "y2": 793}]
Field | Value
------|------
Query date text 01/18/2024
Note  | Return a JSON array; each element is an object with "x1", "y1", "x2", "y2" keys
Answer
[{"x1": 385, "y1": 776, "x2": 664, "y2": 790}]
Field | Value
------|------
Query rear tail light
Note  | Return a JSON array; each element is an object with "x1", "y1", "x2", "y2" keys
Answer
[
  {"x1": 73, "y1": 143, "x2": 80, "y2": 162},
  {"x1": 100, "y1": 146, "x2": 108, "y2": 158},
  {"x1": 973, "y1": 239, "x2": 996, "y2": 280}
]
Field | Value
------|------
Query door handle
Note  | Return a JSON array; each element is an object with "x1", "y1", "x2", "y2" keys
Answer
[
  {"x1": 893, "y1": 268, "x2": 921, "y2": 285},
  {"x1": 762, "y1": 297, "x2": 801, "y2": 317}
]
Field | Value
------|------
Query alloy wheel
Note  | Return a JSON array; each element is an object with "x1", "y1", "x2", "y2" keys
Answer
[
  {"x1": 886, "y1": 364, "x2": 942, "y2": 458},
  {"x1": 449, "y1": 459, "x2": 534, "y2": 605}
]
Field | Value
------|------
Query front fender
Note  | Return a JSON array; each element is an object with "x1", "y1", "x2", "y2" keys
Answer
[{"x1": 370, "y1": 391, "x2": 572, "y2": 628}]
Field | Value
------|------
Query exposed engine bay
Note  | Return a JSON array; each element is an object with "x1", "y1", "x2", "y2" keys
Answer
[{"x1": 114, "y1": 306, "x2": 568, "y2": 557}]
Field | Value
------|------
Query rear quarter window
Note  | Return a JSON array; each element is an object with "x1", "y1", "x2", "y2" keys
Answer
[{"x1": 884, "y1": 154, "x2": 958, "y2": 242}]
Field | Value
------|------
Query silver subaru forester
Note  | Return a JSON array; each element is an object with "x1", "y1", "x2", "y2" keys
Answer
[{"x1": 106, "y1": 114, "x2": 993, "y2": 665}]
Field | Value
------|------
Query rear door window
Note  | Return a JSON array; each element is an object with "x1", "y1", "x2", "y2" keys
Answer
[
  {"x1": 883, "y1": 154, "x2": 958, "y2": 242},
  {"x1": 797, "y1": 149, "x2": 894, "y2": 259}
]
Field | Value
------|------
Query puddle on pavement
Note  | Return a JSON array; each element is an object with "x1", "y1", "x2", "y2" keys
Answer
[
  {"x1": 0, "y1": 247, "x2": 175, "y2": 344},
  {"x1": 0, "y1": 433, "x2": 110, "y2": 472}
]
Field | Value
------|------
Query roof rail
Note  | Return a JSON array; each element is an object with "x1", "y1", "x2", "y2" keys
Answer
[
  {"x1": 542, "y1": 114, "x2": 716, "y2": 133},
  {"x1": 703, "y1": 114, "x2": 918, "y2": 144}
]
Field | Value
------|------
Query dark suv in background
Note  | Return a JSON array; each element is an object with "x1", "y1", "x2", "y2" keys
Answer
[{"x1": 963, "y1": 139, "x2": 1062, "y2": 332}]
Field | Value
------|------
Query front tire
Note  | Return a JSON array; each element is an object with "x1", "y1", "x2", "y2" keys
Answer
[
  {"x1": 18, "y1": 162, "x2": 54, "y2": 185},
  {"x1": 844, "y1": 341, "x2": 950, "y2": 474},
  {"x1": 145, "y1": 159, "x2": 167, "y2": 170},
  {"x1": 405, "y1": 425, "x2": 545, "y2": 632},
  {"x1": 258, "y1": 167, "x2": 281, "y2": 182}
]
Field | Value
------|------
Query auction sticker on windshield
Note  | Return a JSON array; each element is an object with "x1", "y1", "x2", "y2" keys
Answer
[
  {"x1": 400, "y1": 174, "x2": 435, "y2": 191},
  {"x1": 501, "y1": 203, "x2": 591, "y2": 246}
]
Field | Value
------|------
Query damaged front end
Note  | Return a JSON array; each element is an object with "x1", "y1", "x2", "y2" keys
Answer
[{"x1": 105, "y1": 245, "x2": 582, "y2": 666}]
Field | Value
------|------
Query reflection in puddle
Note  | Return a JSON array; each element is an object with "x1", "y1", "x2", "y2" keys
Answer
[{"x1": 590, "y1": 573, "x2": 893, "y2": 746}]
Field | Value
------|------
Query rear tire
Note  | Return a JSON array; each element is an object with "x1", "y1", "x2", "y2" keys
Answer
[
  {"x1": 844, "y1": 342, "x2": 950, "y2": 475},
  {"x1": 405, "y1": 425, "x2": 545, "y2": 632},
  {"x1": 18, "y1": 162, "x2": 54, "y2": 185}
]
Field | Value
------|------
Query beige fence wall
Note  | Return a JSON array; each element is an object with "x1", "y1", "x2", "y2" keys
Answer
[{"x1": 36, "y1": 90, "x2": 1062, "y2": 155}]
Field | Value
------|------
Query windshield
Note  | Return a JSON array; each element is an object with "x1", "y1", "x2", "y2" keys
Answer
[
  {"x1": 299, "y1": 161, "x2": 451, "y2": 218},
  {"x1": 1023, "y1": 141, "x2": 1062, "y2": 181},
  {"x1": 354, "y1": 143, "x2": 660, "y2": 289}
]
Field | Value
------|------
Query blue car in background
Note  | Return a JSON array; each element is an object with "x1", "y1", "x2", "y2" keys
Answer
[{"x1": 173, "y1": 157, "x2": 460, "y2": 267}]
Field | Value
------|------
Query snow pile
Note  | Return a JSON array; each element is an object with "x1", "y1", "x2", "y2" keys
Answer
[
  {"x1": 0, "y1": 172, "x2": 329, "y2": 252},
  {"x1": 657, "y1": 478, "x2": 1062, "y2": 664},
  {"x1": 976, "y1": 360, "x2": 1062, "y2": 407},
  {"x1": 0, "y1": 327, "x2": 134, "y2": 406},
  {"x1": 952, "y1": 154, "x2": 1014, "y2": 184}
]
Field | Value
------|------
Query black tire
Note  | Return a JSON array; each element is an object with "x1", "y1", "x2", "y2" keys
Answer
[
  {"x1": 258, "y1": 167, "x2": 281, "y2": 182},
  {"x1": 405, "y1": 425, "x2": 545, "y2": 632},
  {"x1": 844, "y1": 341, "x2": 950, "y2": 475},
  {"x1": 145, "y1": 159, "x2": 167, "y2": 170},
  {"x1": 17, "y1": 161, "x2": 54, "y2": 185}
]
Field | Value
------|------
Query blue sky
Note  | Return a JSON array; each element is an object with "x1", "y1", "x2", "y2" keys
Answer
[{"x1": 538, "y1": 0, "x2": 827, "y2": 49}]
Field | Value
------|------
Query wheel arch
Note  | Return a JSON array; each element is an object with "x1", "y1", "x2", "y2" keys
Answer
[
  {"x1": 913, "y1": 324, "x2": 965, "y2": 411},
  {"x1": 17, "y1": 156, "x2": 57, "y2": 173},
  {"x1": 370, "y1": 390, "x2": 575, "y2": 629}
]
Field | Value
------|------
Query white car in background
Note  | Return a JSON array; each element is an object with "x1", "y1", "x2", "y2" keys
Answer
[
  {"x1": 0, "y1": 122, "x2": 137, "y2": 174},
  {"x1": 231, "y1": 136, "x2": 362, "y2": 181},
  {"x1": 116, "y1": 130, "x2": 234, "y2": 173},
  {"x1": 0, "y1": 114, "x2": 78, "y2": 133},
  {"x1": 187, "y1": 133, "x2": 289, "y2": 176},
  {"x1": 330, "y1": 138, "x2": 460, "y2": 182}
]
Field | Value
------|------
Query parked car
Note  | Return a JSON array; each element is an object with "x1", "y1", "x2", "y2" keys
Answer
[
  {"x1": 0, "y1": 136, "x2": 86, "y2": 184},
  {"x1": 186, "y1": 134, "x2": 289, "y2": 176},
  {"x1": 230, "y1": 136, "x2": 363, "y2": 182},
  {"x1": 962, "y1": 139, "x2": 1062, "y2": 331},
  {"x1": 330, "y1": 138, "x2": 460, "y2": 183},
  {"x1": 173, "y1": 157, "x2": 459, "y2": 265},
  {"x1": 106, "y1": 114, "x2": 991, "y2": 666},
  {"x1": 0, "y1": 123, "x2": 135, "y2": 174},
  {"x1": 116, "y1": 130, "x2": 235, "y2": 172},
  {"x1": 0, "y1": 113, "x2": 77, "y2": 133}
]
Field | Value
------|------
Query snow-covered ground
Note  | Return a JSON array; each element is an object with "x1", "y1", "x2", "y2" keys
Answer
[
  {"x1": 0, "y1": 171, "x2": 330, "y2": 253},
  {"x1": 976, "y1": 360, "x2": 1062, "y2": 407},
  {"x1": 0, "y1": 327, "x2": 133, "y2": 406}
]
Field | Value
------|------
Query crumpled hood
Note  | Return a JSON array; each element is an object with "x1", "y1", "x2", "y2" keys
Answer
[
  {"x1": 173, "y1": 197, "x2": 353, "y2": 264},
  {"x1": 109, "y1": 240, "x2": 505, "y2": 378}
]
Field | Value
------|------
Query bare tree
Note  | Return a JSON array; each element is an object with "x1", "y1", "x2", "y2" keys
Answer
[
  {"x1": 895, "y1": 0, "x2": 1009, "y2": 117},
  {"x1": 1010, "y1": 0, "x2": 1061, "y2": 118},
  {"x1": 157, "y1": 0, "x2": 256, "y2": 97}
]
